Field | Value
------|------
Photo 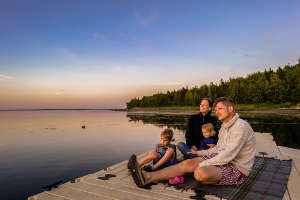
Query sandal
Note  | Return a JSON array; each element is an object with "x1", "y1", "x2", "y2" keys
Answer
[
  {"x1": 143, "y1": 165, "x2": 153, "y2": 172},
  {"x1": 169, "y1": 176, "x2": 184, "y2": 185},
  {"x1": 128, "y1": 154, "x2": 146, "y2": 187}
]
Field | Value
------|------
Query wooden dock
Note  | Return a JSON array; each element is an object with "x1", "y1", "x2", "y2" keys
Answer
[{"x1": 28, "y1": 133, "x2": 300, "y2": 200}]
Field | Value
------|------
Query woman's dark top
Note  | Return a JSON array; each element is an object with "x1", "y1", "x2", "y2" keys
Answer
[{"x1": 185, "y1": 113, "x2": 218, "y2": 148}]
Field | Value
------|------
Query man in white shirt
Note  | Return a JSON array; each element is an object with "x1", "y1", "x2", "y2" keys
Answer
[{"x1": 128, "y1": 97, "x2": 256, "y2": 187}]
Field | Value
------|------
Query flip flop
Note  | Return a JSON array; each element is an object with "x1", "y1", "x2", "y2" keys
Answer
[
  {"x1": 128, "y1": 154, "x2": 146, "y2": 187},
  {"x1": 98, "y1": 174, "x2": 116, "y2": 180}
]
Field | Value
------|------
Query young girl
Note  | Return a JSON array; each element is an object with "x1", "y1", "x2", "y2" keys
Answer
[
  {"x1": 188, "y1": 123, "x2": 216, "y2": 155},
  {"x1": 138, "y1": 128, "x2": 177, "y2": 171}
]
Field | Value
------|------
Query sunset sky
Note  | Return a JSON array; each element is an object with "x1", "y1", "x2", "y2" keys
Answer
[{"x1": 1, "y1": 0, "x2": 300, "y2": 109}]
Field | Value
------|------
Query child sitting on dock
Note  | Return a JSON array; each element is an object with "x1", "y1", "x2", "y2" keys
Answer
[
  {"x1": 187, "y1": 123, "x2": 216, "y2": 155},
  {"x1": 138, "y1": 128, "x2": 178, "y2": 172}
]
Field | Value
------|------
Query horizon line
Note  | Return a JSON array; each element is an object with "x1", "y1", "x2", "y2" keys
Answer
[{"x1": 0, "y1": 108, "x2": 127, "y2": 111}]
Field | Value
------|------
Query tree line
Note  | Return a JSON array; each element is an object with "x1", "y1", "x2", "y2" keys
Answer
[{"x1": 127, "y1": 60, "x2": 300, "y2": 108}]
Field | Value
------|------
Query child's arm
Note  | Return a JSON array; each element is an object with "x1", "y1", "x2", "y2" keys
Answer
[
  {"x1": 204, "y1": 138, "x2": 216, "y2": 148},
  {"x1": 207, "y1": 144, "x2": 216, "y2": 148},
  {"x1": 152, "y1": 148, "x2": 175, "y2": 170}
]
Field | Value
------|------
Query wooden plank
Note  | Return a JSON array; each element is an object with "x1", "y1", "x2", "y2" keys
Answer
[
  {"x1": 278, "y1": 146, "x2": 300, "y2": 200},
  {"x1": 29, "y1": 132, "x2": 294, "y2": 200},
  {"x1": 30, "y1": 191, "x2": 72, "y2": 200},
  {"x1": 82, "y1": 177, "x2": 194, "y2": 199},
  {"x1": 39, "y1": 184, "x2": 116, "y2": 200},
  {"x1": 64, "y1": 181, "x2": 190, "y2": 200},
  {"x1": 255, "y1": 133, "x2": 281, "y2": 158},
  {"x1": 80, "y1": 169, "x2": 220, "y2": 200}
]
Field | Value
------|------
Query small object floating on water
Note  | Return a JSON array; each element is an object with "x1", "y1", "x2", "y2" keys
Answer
[{"x1": 82, "y1": 120, "x2": 86, "y2": 129}]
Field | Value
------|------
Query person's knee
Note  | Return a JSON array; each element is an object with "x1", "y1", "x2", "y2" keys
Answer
[
  {"x1": 176, "y1": 142, "x2": 185, "y2": 149},
  {"x1": 194, "y1": 167, "x2": 210, "y2": 182},
  {"x1": 180, "y1": 159, "x2": 199, "y2": 172},
  {"x1": 149, "y1": 152, "x2": 160, "y2": 160}
]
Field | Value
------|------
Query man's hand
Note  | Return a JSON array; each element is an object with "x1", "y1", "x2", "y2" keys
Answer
[
  {"x1": 187, "y1": 149, "x2": 197, "y2": 155},
  {"x1": 191, "y1": 145, "x2": 197, "y2": 151}
]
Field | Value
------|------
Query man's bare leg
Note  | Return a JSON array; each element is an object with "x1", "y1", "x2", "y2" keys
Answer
[
  {"x1": 143, "y1": 157, "x2": 204, "y2": 184},
  {"x1": 194, "y1": 165, "x2": 222, "y2": 184}
]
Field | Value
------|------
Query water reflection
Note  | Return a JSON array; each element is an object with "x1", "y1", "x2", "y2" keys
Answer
[
  {"x1": 0, "y1": 110, "x2": 178, "y2": 200},
  {"x1": 1, "y1": 110, "x2": 299, "y2": 200},
  {"x1": 126, "y1": 112, "x2": 300, "y2": 149}
]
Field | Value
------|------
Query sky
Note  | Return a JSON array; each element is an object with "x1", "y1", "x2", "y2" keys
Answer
[{"x1": 1, "y1": 0, "x2": 300, "y2": 109}]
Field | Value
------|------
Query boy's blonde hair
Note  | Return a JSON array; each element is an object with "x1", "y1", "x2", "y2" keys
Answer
[
  {"x1": 202, "y1": 123, "x2": 216, "y2": 136},
  {"x1": 161, "y1": 128, "x2": 174, "y2": 141}
]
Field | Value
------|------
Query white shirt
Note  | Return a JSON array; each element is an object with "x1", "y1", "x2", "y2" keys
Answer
[{"x1": 196, "y1": 114, "x2": 256, "y2": 176}]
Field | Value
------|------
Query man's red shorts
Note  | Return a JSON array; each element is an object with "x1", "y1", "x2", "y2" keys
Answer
[{"x1": 202, "y1": 153, "x2": 247, "y2": 185}]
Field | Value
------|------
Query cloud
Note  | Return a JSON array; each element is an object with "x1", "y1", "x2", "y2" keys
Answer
[
  {"x1": 171, "y1": 32, "x2": 201, "y2": 41},
  {"x1": 134, "y1": 11, "x2": 160, "y2": 26},
  {"x1": 119, "y1": 33, "x2": 129, "y2": 38},
  {"x1": 244, "y1": 53, "x2": 257, "y2": 57},
  {"x1": 55, "y1": 89, "x2": 65, "y2": 96},
  {"x1": 0, "y1": 74, "x2": 13, "y2": 80},
  {"x1": 112, "y1": 65, "x2": 138, "y2": 73},
  {"x1": 58, "y1": 48, "x2": 80, "y2": 63},
  {"x1": 138, "y1": 46, "x2": 155, "y2": 52},
  {"x1": 263, "y1": 35, "x2": 278, "y2": 46},
  {"x1": 92, "y1": 32, "x2": 106, "y2": 40},
  {"x1": 151, "y1": 82, "x2": 182, "y2": 86}
]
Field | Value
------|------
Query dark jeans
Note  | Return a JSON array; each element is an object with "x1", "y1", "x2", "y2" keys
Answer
[{"x1": 176, "y1": 142, "x2": 197, "y2": 159}]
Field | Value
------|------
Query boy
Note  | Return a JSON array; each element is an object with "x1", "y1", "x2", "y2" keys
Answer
[{"x1": 138, "y1": 128, "x2": 177, "y2": 171}]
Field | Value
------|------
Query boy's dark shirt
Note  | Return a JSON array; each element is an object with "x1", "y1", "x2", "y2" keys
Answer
[
  {"x1": 155, "y1": 144, "x2": 176, "y2": 153},
  {"x1": 185, "y1": 112, "x2": 218, "y2": 148}
]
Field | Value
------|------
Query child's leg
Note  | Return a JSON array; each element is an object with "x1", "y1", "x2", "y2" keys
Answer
[
  {"x1": 152, "y1": 149, "x2": 175, "y2": 170},
  {"x1": 139, "y1": 152, "x2": 161, "y2": 167}
]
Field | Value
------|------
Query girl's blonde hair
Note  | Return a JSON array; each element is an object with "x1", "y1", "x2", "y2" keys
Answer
[
  {"x1": 161, "y1": 128, "x2": 174, "y2": 141},
  {"x1": 202, "y1": 123, "x2": 216, "y2": 136}
]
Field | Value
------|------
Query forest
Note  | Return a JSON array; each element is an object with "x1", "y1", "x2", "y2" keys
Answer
[{"x1": 127, "y1": 60, "x2": 300, "y2": 108}]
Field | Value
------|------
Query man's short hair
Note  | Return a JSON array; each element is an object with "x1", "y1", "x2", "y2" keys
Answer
[
  {"x1": 202, "y1": 97, "x2": 213, "y2": 108},
  {"x1": 214, "y1": 97, "x2": 235, "y2": 109}
]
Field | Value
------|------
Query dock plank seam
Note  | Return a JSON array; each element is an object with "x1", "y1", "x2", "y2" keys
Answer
[
  {"x1": 87, "y1": 176, "x2": 194, "y2": 195},
  {"x1": 81, "y1": 179, "x2": 193, "y2": 200},
  {"x1": 63, "y1": 186, "x2": 119, "y2": 200},
  {"x1": 44, "y1": 191, "x2": 73, "y2": 200}
]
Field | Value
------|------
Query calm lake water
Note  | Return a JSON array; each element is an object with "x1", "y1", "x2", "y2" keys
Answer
[{"x1": 1, "y1": 110, "x2": 299, "y2": 200}]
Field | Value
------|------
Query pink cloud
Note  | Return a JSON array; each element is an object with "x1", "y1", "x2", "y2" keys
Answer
[
  {"x1": 134, "y1": 11, "x2": 160, "y2": 26},
  {"x1": 0, "y1": 74, "x2": 13, "y2": 80},
  {"x1": 138, "y1": 46, "x2": 155, "y2": 52}
]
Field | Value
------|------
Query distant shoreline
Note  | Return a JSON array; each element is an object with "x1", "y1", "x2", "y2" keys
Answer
[
  {"x1": 0, "y1": 108, "x2": 126, "y2": 112},
  {"x1": 126, "y1": 108, "x2": 300, "y2": 115},
  {"x1": 1, "y1": 108, "x2": 299, "y2": 115}
]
